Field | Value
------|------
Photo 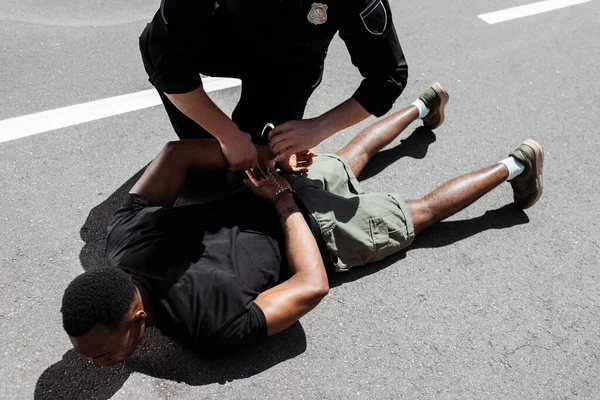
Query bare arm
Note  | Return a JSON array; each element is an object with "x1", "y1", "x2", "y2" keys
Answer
[
  {"x1": 130, "y1": 139, "x2": 275, "y2": 207},
  {"x1": 245, "y1": 168, "x2": 329, "y2": 335},
  {"x1": 269, "y1": 98, "x2": 371, "y2": 162},
  {"x1": 165, "y1": 87, "x2": 258, "y2": 170},
  {"x1": 165, "y1": 88, "x2": 240, "y2": 142},
  {"x1": 312, "y1": 98, "x2": 372, "y2": 143}
]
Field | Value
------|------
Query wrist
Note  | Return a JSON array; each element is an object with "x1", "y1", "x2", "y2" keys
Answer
[
  {"x1": 217, "y1": 126, "x2": 244, "y2": 144},
  {"x1": 275, "y1": 195, "x2": 299, "y2": 223},
  {"x1": 311, "y1": 116, "x2": 334, "y2": 141},
  {"x1": 273, "y1": 192, "x2": 296, "y2": 208},
  {"x1": 272, "y1": 188, "x2": 295, "y2": 205},
  {"x1": 256, "y1": 144, "x2": 276, "y2": 161}
]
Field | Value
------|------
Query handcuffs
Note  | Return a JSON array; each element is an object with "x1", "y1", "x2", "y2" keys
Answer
[{"x1": 261, "y1": 122, "x2": 295, "y2": 203}]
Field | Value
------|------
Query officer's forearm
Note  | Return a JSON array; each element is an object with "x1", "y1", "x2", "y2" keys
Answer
[
  {"x1": 165, "y1": 87, "x2": 242, "y2": 142},
  {"x1": 314, "y1": 98, "x2": 371, "y2": 140}
]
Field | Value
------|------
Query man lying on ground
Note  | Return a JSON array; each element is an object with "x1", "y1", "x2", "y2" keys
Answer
[{"x1": 60, "y1": 84, "x2": 544, "y2": 366}]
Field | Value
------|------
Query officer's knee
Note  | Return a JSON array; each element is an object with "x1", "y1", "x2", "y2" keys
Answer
[{"x1": 398, "y1": 66, "x2": 408, "y2": 89}]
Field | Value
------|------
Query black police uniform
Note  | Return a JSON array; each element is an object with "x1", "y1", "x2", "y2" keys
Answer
[{"x1": 139, "y1": 0, "x2": 409, "y2": 142}]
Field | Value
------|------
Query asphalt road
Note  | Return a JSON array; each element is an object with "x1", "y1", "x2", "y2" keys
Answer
[{"x1": 1, "y1": 0, "x2": 599, "y2": 399}]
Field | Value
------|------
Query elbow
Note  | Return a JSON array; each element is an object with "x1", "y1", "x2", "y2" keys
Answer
[
  {"x1": 314, "y1": 282, "x2": 330, "y2": 300},
  {"x1": 293, "y1": 259, "x2": 329, "y2": 307},
  {"x1": 310, "y1": 261, "x2": 330, "y2": 301},
  {"x1": 306, "y1": 280, "x2": 329, "y2": 307}
]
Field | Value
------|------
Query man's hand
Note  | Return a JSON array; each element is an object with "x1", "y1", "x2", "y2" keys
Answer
[
  {"x1": 276, "y1": 149, "x2": 315, "y2": 173},
  {"x1": 219, "y1": 130, "x2": 259, "y2": 171},
  {"x1": 269, "y1": 119, "x2": 326, "y2": 163},
  {"x1": 244, "y1": 165, "x2": 291, "y2": 203}
]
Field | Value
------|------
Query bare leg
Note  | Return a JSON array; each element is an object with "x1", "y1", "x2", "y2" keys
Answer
[
  {"x1": 407, "y1": 164, "x2": 509, "y2": 234},
  {"x1": 336, "y1": 106, "x2": 420, "y2": 177}
]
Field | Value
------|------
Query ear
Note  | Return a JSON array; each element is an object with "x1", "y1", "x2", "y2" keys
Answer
[{"x1": 133, "y1": 309, "x2": 147, "y2": 324}]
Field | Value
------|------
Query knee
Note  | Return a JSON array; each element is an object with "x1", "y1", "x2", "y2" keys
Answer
[
  {"x1": 401, "y1": 65, "x2": 409, "y2": 87},
  {"x1": 390, "y1": 63, "x2": 408, "y2": 99},
  {"x1": 406, "y1": 199, "x2": 433, "y2": 234},
  {"x1": 336, "y1": 144, "x2": 370, "y2": 176},
  {"x1": 337, "y1": 143, "x2": 369, "y2": 164},
  {"x1": 352, "y1": 144, "x2": 371, "y2": 164}
]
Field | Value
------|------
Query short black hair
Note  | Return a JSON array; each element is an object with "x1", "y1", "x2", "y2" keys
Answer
[{"x1": 61, "y1": 268, "x2": 136, "y2": 337}]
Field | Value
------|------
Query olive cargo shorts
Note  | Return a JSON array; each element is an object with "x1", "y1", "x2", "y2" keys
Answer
[{"x1": 285, "y1": 154, "x2": 414, "y2": 272}]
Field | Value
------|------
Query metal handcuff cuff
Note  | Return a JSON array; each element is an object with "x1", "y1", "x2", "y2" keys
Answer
[{"x1": 261, "y1": 123, "x2": 295, "y2": 203}]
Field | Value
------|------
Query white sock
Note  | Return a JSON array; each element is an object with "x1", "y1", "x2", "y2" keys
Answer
[
  {"x1": 499, "y1": 157, "x2": 525, "y2": 181},
  {"x1": 411, "y1": 99, "x2": 430, "y2": 119}
]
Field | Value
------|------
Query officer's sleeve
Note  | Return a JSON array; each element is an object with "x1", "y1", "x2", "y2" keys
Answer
[
  {"x1": 339, "y1": 0, "x2": 408, "y2": 117},
  {"x1": 144, "y1": 26, "x2": 203, "y2": 94},
  {"x1": 140, "y1": 1, "x2": 211, "y2": 94}
]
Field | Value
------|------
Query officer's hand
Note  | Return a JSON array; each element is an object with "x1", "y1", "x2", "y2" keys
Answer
[
  {"x1": 276, "y1": 149, "x2": 315, "y2": 173},
  {"x1": 219, "y1": 130, "x2": 259, "y2": 171},
  {"x1": 269, "y1": 119, "x2": 325, "y2": 163}
]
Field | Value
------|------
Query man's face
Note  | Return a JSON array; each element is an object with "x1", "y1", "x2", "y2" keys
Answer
[{"x1": 69, "y1": 303, "x2": 146, "y2": 367}]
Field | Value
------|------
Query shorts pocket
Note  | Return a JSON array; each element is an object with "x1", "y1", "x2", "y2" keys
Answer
[
  {"x1": 369, "y1": 217, "x2": 398, "y2": 260},
  {"x1": 369, "y1": 217, "x2": 389, "y2": 251},
  {"x1": 360, "y1": 0, "x2": 388, "y2": 36}
]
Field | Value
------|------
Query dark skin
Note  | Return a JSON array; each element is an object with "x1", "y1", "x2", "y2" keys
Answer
[
  {"x1": 335, "y1": 105, "x2": 510, "y2": 234},
  {"x1": 244, "y1": 166, "x2": 329, "y2": 335},
  {"x1": 69, "y1": 287, "x2": 148, "y2": 367},
  {"x1": 166, "y1": 82, "x2": 370, "y2": 170},
  {"x1": 71, "y1": 95, "x2": 528, "y2": 366},
  {"x1": 70, "y1": 145, "x2": 323, "y2": 367}
]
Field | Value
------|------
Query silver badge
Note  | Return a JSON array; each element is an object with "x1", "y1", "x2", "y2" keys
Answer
[{"x1": 307, "y1": 3, "x2": 328, "y2": 25}]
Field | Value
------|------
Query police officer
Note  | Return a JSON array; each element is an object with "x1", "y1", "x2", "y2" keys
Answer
[{"x1": 139, "y1": 0, "x2": 408, "y2": 170}]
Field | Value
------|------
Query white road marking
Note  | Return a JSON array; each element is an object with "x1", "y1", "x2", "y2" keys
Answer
[
  {"x1": 478, "y1": 0, "x2": 593, "y2": 24},
  {"x1": 0, "y1": 77, "x2": 241, "y2": 144}
]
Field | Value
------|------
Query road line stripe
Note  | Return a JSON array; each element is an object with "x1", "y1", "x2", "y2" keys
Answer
[
  {"x1": 478, "y1": 0, "x2": 593, "y2": 24},
  {"x1": 0, "y1": 77, "x2": 241, "y2": 144}
]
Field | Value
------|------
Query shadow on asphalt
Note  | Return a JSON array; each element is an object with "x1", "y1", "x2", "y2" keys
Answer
[
  {"x1": 35, "y1": 324, "x2": 306, "y2": 400},
  {"x1": 79, "y1": 167, "x2": 240, "y2": 271},
  {"x1": 57, "y1": 168, "x2": 301, "y2": 400},
  {"x1": 358, "y1": 126, "x2": 436, "y2": 182},
  {"x1": 65, "y1": 133, "x2": 528, "y2": 395},
  {"x1": 410, "y1": 204, "x2": 530, "y2": 249},
  {"x1": 78, "y1": 168, "x2": 144, "y2": 271},
  {"x1": 330, "y1": 204, "x2": 529, "y2": 288},
  {"x1": 77, "y1": 126, "x2": 436, "y2": 272}
]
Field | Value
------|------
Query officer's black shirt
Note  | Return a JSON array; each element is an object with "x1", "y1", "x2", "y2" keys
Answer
[
  {"x1": 105, "y1": 190, "x2": 333, "y2": 353},
  {"x1": 142, "y1": 0, "x2": 408, "y2": 116}
]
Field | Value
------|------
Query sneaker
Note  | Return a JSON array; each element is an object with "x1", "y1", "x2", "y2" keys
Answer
[
  {"x1": 508, "y1": 139, "x2": 544, "y2": 209},
  {"x1": 420, "y1": 82, "x2": 449, "y2": 129}
]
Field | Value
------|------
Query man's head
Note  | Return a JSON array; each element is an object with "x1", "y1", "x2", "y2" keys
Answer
[{"x1": 61, "y1": 268, "x2": 146, "y2": 367}]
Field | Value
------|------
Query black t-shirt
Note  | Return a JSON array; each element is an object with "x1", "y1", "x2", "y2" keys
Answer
[{"x1": 105, "y1": 190, "x2": 286, "y2": 353}]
